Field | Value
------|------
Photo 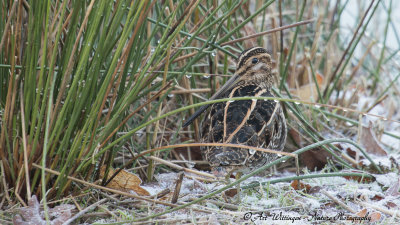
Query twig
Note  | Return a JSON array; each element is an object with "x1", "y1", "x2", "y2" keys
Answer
[
  {"x1": 146, "y1": 155, "x2": 216, "y2": 179},
  {"x1": 79, "y1": 212, "x2": 109, "y2": 218},
  {"x1": 320, "y1": 189, "x2": 356, "y2": 214},
  {"x1": 15, "y1": 192, "x2": 27, "y2": 207},
  {"x1": 221, "y1": 19, "x2": 315, "y2": 46},
  {"x1": 63, "y1": 198, "x2": 108, "y2": 225},
  {"x1": 153, "y1": 188, "x2": 170, "y2": 199},
  {"x1": 151, "y1": 88, "x2": 211, "y2": 95},
  {"x1": 366, "y1": 94, "x2": 388, "y2": 113},
  {"x1": 172, "y1": 52, "x2": 197, "y2": 63},
  {"x1": 340, "y1": 152, "x2": 358, "y2": 167},
  {"x1": 171, "y1": 172, "x2": 184, "y2": 204},
  {"x1": 185, "y1": 174, "x2": 216, "y2": 183},
  {"x1": 205, "y1": 199, "x2": 240, "y2": 210},
  {"x1": 0, "y1": 161, "x2": 11, "y2": 204}
]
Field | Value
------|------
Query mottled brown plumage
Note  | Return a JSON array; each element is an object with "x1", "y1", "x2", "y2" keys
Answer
[{"x1": 184, "y1": 47, "x2": 287, "y2": 177}]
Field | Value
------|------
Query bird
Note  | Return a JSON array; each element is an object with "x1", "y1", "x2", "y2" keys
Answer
[{"x1": 183, "y1": 47, "x2": 287, "y2": 178}]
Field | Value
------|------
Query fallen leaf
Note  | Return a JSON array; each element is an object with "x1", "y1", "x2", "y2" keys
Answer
[
  {"x1": 291, "y1": 180, "x2": 312, "y2": 193},
  {"x1": 344, "y1": 145, "x2": 364, "y2": 161},
  {"x1": 360, "y1": 123, "x2": 388, "y2": 156},
  {"x1": 13, "y1": 195, "x2": 75, "y2": 225},
  {"x1": 290, "y1": 83, "x2": 319, "y2": 101},
  {"x1": 308, "y1": 186, "x2": 321, "y2": 194},
  {"x1": 287, "y1": 128, "x2": 331, "y2": 170},
  {"x1": 385, "y1": 178, "x2": 400, "y2": 197},
  {"x1": 341, "y1": 144, "x2": 366, "y2": 167},
  {"x1": 100, "y1": 166, "x2": 150, "y2": 196},
  {"x1": 342, "y1": 170, "x2": 375, "y2": 183},
  {"x1": 300, "y1": 147, "x2": 331, "y2": 170},
  {"x1": 356, "y1": 209, "x2": 381, "y2": 223},
  {"x1": 223, "y1": 188, "x2": 238, "y2": 198},
  {"x1": 370, "y1": 194, "x2": 384, "y2": 201},
  {"x1": 356, "y1": 208, "x2": 367, "y2": 217},
  {"x1": 369, "y1": 212, "x2": 381, "y2": 222},
  {"x1": 385, "y1": 201, "x2": 398, "y2": 209},
  {"x1": 289, "y1": 70, "x2": 324, "y2": 101}
]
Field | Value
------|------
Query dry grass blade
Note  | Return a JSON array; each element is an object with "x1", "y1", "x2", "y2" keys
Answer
[
  {"x1": 19, "y1": 88, "x2": 31, "y2": 200},
  {"x1": 147, "y1": 156, "x2": 216, "y2": 179},
  {"x1": 0, "y1": 1, "x2": 17, "y2": 52},
  {"x1": 221, "y1": 19, "x2": 315, "y2": 46},
  {"x1": 320, "y1": 189, "x2": 356, "y2": 214},
  {"x1": 63, "y1": 198, "x2": 108, "y2": 225}
]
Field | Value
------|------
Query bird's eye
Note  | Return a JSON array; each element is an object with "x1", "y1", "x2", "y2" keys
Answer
[{"x1": 252, "y1": 58, "x2": 259, "y2": 64}]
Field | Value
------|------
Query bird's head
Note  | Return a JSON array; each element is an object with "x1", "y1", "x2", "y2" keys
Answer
[
  {"x1": 208, "y1": 48, "x2": 273, "y2": 100},
  {"x1": 235, "y1": 47, "x2": 273, "y2": 88}
]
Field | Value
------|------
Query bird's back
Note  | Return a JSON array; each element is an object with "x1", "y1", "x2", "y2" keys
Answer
[{"x1": 201, "y1": 84, "x2": 287, "y2": 171}]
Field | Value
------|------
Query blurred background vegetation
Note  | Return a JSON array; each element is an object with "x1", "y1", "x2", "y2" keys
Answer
[{"x1": 1, "y1": 0, "x2": 399, "y2": 222}]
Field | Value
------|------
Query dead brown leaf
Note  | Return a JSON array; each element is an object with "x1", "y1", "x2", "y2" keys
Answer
[
  {"x1": 356, "y1": 208, "x2": 368, "y2": 217},
  {"x1": 290, "y1": 83, "x2": 318, "y2": 101},
  {"x1": 344, "y1": 145, "x2": 365, "y2": 163},
  {"x1": 370, "y1": 194, "x2": 384, "y2": 201},
  {"x1": 223, "y1": 188, "x2": 238, "y2": 198},
  {"x1": 356, "y1": 208, "x2": 381, "y2": 223},
  {"x1": 308, "y1": 186, "x2": 321, "y2": 194},
  {"x1": 385, "y1": 178, "x2": 400, "y2": 197},
  {"x1": 291, "y1": 180, "x2": 312, "y2": 193},
  {"x1": 369, "y1": 212, "x2": 382, "y2": 222},
  {"x1": 360, "y1": 123, "x2": 388, "y2": 156},
  {"x1": 289, "y1": 69, "x2": 324, "y2": 101},
  {"x1": 300, "y1": 147, "x2": 331, "y2": 170},
  {"x1": 100, "y1": 166, "x2": 150, "y2": 196},
  {"x1": 342, "y1": 170, "x2": 375, "y2": 183},
  {"x1": 385, "y1": 201, "x2": 398, "y2": 209},
  {"x1": 287, "y1": 128, "x2": 331, "y2": 170}
]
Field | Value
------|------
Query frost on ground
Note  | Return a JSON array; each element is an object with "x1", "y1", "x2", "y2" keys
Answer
[{"x1": 90, "y1": 169, "x2": 396, "y2": 224}]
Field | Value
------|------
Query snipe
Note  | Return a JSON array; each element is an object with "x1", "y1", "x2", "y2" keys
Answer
[{"x1": 183, "y1": 47, "x2": 287, "y2": 177}]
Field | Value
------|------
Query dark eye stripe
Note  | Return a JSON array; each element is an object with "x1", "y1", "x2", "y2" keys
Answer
[{"x1": 237, "y1": 47, "x2": 268, "y2": 69}]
